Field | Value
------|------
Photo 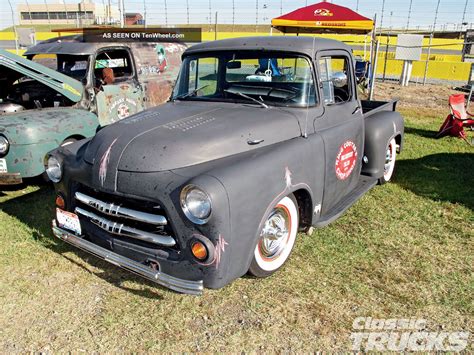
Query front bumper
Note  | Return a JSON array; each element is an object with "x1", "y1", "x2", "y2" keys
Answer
[
  {"x1": 0, "y1": 173, "x2": 23, "y2": 185},
  {"x1": 52, "y1": 220, "x2": 204, "y2": 295}
]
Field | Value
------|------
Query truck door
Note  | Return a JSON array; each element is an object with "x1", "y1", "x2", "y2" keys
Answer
[
  {"x1": 314, "y1": 51, "x2": 364, "y2": 215},
  {"x1": 93, "y1": 47, "x2": 144, "y2": 125}
]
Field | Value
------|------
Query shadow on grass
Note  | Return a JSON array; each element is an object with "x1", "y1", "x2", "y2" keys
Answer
[
  {"x1": 404, "y1": 126, "x2": 438, "y2": 139},
  {"x1": 395, "y1": 152, "x2": 473, "y2": 210},
  {"x1": 0, "y1": 176, "x2": 47, "y2": 194},
  {"x1": 1, "y1": 186, "x2": 165, "y2": 299}
]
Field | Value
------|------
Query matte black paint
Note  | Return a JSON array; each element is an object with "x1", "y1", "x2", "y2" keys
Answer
[{"x1": 50, "y1": 36, "x2": 404, "y2": 291}]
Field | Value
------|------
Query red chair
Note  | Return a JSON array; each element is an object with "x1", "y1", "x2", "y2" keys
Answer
[{"x1": 437, "y1": 94, "x2": 474, "y2": 143}]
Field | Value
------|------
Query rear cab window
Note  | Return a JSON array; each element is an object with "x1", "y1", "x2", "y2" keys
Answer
[{"x1": 94, "y1": 48, "x2": 134, "y2": 84}]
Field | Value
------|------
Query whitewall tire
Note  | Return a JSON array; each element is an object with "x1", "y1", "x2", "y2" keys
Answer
[
  {"x1": 248, "y1": 195, "x2": 299, "y2": 278},
  {"x1": 378, "y1": 138, "x2": 397, "y2": 184}
]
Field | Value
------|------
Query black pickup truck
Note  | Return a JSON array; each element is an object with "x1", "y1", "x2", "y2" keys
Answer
[{"x1": 47, "y1": 36, "x2": 404, "y2": 294}]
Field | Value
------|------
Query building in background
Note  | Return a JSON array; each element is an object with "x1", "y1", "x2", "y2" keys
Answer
[{"x1": 18, "y1": 0, "x2": 120, "y2": 26}]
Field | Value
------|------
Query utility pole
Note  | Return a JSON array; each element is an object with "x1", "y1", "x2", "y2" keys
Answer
[
  {"x1": 25, "y1": 0, "x2": 33, "y2": 26},
  {"x1": 379, "y1": 0, "x2": 385, "y2": 32},
  {"x1": 60, "y1": 0, "x2": 69, "y2": 26},
  {"x1": 356, "y1": 0, "x2": 359, "y2": 12},
  {"x1": 186, "y1": 0, "x2": 190, "y2": 25},
  {"x1": 460, "y1": 0, "x2": 469, "y2": 36},
  {"x1": 143, "y1": 0, "x2": 146, "y2": 28},
  {"x1": 423, "y1": 0, "x2": 441, "y2": 85},
  {"x1": 406, "y1": 0, "x2": 413, "y2": 32},
  {"x1": 214, "y1": 11, "x2": 218, "y2": 40},
  {"x1": 44, "y1": 0, "x2": 52, "y2": 31},
  {"x1": 119, "y1": 0, "x2": 124, "y2": 28},
  {"x1": 280, "y1": 0, "x2": 282, "y2": 15},
  {"x1": 107, "y1": 0, "x2": 111, "y2": 25},
  {"x1": 6, "y1": 0, "x2": 18, "y2": 54},
  {"x1": 208, "y1": 0, "x2": 212, "y2": 32},
  {"x1": 164, "y1": 0, "x2": 168, "y2": 26},
  {"x1": 256, "y1": 0, "x2": 259, "y2": 32},
  {"x1": 232, "y1": 0, "x2": 235, "y2": 31}
]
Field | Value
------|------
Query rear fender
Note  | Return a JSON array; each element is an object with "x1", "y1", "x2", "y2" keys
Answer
[{"x1": 362, "y1": 111, "x2": 404, "y2": 178}]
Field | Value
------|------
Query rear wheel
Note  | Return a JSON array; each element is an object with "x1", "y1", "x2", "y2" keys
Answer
[
  {"x1": 248, "y1": 195, "x2": 299, "y2": 278},
  {"x1": 378, "y1": 137, "x2": 397, "y2": 184}
]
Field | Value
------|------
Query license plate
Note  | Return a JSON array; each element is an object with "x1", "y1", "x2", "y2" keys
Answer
[
  {"x1": 0, "y1": 159, "x2": 7, "y2": 173},
  {"x1": 56, "y1": 208, "x2": 82, "y2": 235}
]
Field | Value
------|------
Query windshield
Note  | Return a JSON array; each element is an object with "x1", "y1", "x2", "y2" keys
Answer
[
  {"x1": 31, "y1": 54, "x2": 89, "y2": 80},
  {"x1": 172, "y1": 51, "x2": 316, "y2": 107}
]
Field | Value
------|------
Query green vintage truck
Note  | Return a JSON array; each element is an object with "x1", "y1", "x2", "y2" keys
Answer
[{"x1": 0, "y1": 36, "x2": 185, "y2": 185}]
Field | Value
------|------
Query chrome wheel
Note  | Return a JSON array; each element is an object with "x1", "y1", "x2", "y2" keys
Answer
[
  {"x1": 249, "y1": 195, "x2": 299, "y2": 276},
  {"x1": 258, "y1": 207, "x2": 291, "y2": 261}
]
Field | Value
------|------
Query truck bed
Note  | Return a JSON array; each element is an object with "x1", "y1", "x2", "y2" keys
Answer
[{"x1": 362, "y1": 99, "x2": 398, "y2": 118}]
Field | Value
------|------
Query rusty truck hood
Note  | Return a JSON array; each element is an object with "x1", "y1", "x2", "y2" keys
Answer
[
  {"x1": 0, "y1": 49, "x2": 83, "y2": 102},
  {"x1": 83, "y1": 101, "x2": 302, "y2": 188}
]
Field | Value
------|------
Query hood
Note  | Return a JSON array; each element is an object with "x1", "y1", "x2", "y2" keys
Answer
[
  {"x1": 0, "y1": 49, "x2": 83, "y2": 102},
  {"x1": 83, "y1": 101, "x2": 302, "y2": 190}
]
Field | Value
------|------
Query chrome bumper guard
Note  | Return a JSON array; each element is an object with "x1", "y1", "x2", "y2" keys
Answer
[{"x1": 52, "y1": 220, "x2": 203, "y2": 295}]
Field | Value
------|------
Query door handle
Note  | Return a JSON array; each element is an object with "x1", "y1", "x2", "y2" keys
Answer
[
  {"x1": 352, "y1": 106, "x2": 361, "y2": 115},
  {"x1": 247, "y1": 138, "x2": 264, "y2": 145}
]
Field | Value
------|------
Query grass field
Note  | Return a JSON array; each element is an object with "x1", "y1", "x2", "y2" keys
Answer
[{"x1": 0, "y1": 84, "x2": 472, "y2": 351}]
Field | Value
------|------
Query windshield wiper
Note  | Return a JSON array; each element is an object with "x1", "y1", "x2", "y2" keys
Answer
[
  {"x1": 174, "y1": 84, "x2": 210, "y2": 100},
  {"x1": 224, "y1": 89, "x2": 268, "y2": 108}
]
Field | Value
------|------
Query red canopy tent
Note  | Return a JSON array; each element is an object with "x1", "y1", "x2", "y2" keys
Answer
[{"x1": 271, "y1": 1, "x2": 374, "y2": 34}]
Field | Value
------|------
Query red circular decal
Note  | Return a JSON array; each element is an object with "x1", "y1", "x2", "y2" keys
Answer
[{"x1": 335, "y1": 141, "x2": 358, "y2": 180}]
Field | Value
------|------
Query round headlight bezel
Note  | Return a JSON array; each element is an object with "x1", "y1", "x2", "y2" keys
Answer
[
  {"x1": 0, "y1": 135, "x2": 9, "y2": 156},
  {"x1": 180, "y1": 185, "x2": 212, "y2": 225},
  {"x1": 45, "y1": 155, "x2": 62, "y2": 183}
]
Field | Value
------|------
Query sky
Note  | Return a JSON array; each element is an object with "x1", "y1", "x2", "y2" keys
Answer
[{"x1": 0, "y1": 0, "x2": 473, "y2": 31}]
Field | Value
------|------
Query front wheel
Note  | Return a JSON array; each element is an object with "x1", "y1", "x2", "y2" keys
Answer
[
  {"x1": 248, "y1": 195, "x2": 299, "y2": 278},
  {"x1": 378, "y1": 137, "x2": 397, "y2": 184}
]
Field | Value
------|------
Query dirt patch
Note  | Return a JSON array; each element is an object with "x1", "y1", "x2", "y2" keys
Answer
[{"x1": 371, "y1": 81, "x2": 467, "y2": 112}]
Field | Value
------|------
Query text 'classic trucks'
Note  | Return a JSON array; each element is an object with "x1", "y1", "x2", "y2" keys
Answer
[
  {"x1": 0, "y1": 36, "x2": 185, "y2": 185},
  {"x1": 48, "y1": 37, "x2": 404, "y2": 294}
]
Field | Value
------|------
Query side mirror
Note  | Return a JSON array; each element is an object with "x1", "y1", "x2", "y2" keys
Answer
[
  {"x1": 226, "y1": 61, "x2": 241, "y2": 69},
  {"x1": 332, "y1": 71, "x2": 347, "y2": 88}
]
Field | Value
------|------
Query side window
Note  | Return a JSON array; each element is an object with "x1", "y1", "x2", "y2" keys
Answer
[
  {"x1": 318, "y1": 56, "x2": 351, "y2": 105},
  {"x1": 188, "y1": 57, "x2": 218, "y2": 96},
  {"x1": 94, "y1": 49, "x2": 133, "y2": 86}
]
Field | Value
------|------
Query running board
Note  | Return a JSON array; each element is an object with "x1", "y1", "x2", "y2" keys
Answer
[{"x1": 315, "y1": 176, "x2": 377, "y2": 228}]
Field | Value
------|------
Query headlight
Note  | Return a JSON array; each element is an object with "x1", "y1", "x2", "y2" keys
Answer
[
  {"x1": 180, "y1": 185, "x2": 212, "y2": 224},
  {"x1": 0, "y1": 135, "x2": 9, "y2": 156},
  {"x1": 45, "y1": 155, "x2": 62, "y2": 183}
]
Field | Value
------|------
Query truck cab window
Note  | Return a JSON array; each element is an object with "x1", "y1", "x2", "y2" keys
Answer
[
  {"x1": 94, "y1": 49, "x2": 133, "y2": 86},
  {"x1": 318, "y1": 56, "x2": 351, "y2": 105}
]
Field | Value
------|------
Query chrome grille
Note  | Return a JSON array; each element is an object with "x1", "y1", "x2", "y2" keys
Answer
[
  {"x1": 74, "y1": 191, "x2": 175, "y2": 247},
  {"x1": 75, "y1": 192, "x2": 166, "y2": 225}
]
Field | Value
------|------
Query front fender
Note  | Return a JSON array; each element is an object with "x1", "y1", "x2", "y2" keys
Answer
[
  {"x1": 205, "y1": 136, "x2": 324, "y2": 285},
  {"x1": 362, "y1": 111, "x2": 404, "y2": 178}
]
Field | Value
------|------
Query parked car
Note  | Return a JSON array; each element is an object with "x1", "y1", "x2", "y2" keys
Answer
[
  {"x1": 0, "y1": 36, "x2": 186, "y2": 185},
  {"x1": 48, "y1": 36, "x2": 404, "y2": 294}
]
